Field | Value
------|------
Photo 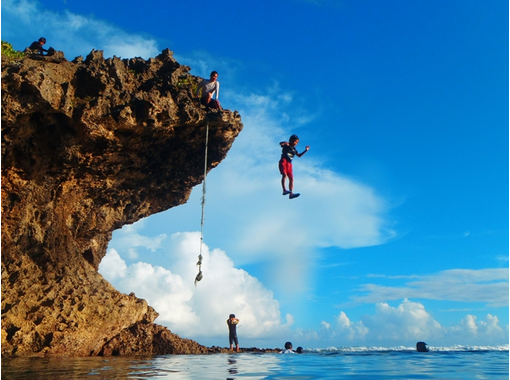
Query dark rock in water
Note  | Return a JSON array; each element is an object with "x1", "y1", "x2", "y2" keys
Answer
[
  {"x1": 204, "y1": 346, "x2": 280, "y2": 354},
  {"x1": 1, "y1": 48, "x2": 243, "y2": 357},
  {"x1": 416, "y1": 341, "x2": 429, "y2": 352}
]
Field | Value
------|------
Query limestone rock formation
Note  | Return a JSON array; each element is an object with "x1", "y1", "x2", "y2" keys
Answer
[{"x1": 1, "y1": 49, "x2": 243, "y2": 357}]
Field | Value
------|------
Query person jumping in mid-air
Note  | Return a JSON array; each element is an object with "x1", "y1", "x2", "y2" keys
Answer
[{"x1": 279, "y1": 134, "x2": 309, "y2": 199}]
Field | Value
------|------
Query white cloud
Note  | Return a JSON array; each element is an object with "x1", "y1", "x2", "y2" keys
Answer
[
  {"x1": 478, "y1": 314, "x2": 504, "y2": 337},
  {"x1": 447, "y1": 314, "x2": 505, "y2": 343},
  {"x1": 352, "y1": 268, "x2": 509, "y2": 307},
  {"x1": 100, "y1": 232, "x2": 292, "y2": 342},
  {"x1": 312, "y1": 300, "x2": 508, "y2": 347},
  {"x1": 2, "y1": 0, "x2": 160, "y2": 59},
  {"x1": 336, "y1": 311, "x2": 369, "y2": 340},
  {"x1": 102, "y1": 225, "x2": 508, "y2": 347},
  {"x1": 102, "y1": 223, "x2": 509, "y2": 348},
  {"x1": 187, "y1": 88, "x2": 395, "y2": 265},
  {"x1": 361, "y1": 300, "x2": 443, "y2": 343},
  {"x1": 111, "y1": 221, "x2": 167, "y2": 255},
  {"x1": 98, "y1": 248, "x2": 127, "y2": 281}
]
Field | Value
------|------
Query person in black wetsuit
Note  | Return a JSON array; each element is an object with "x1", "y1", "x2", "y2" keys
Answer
[
  {"x1": 226, "y1": 314, "x2": 240, "y2": 352},
  {"x1": 28, "y1": 37, "x2": 48, "y2": 55}
]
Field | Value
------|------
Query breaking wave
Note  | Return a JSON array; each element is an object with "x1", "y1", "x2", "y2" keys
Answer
[{"x1": 306, "y1": 344, "x2": 509, "y2": 353}]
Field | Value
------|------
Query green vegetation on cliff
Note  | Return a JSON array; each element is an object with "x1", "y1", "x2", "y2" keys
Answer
[{"x1": 1, "y1": 41, "x2": 25, "y2": 60}]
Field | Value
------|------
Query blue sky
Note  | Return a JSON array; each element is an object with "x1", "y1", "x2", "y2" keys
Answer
[{"x1": 3, "y1": 0, "x2": 508, "y2": 348}]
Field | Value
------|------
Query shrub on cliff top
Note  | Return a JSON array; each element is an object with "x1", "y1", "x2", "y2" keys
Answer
[{"x1": 1, "y1": 41, "x2": 25, "y2": 60}]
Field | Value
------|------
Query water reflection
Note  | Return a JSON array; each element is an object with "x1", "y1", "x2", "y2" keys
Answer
[
  {"x1": 2, "y1": 356, "x2": 161, "y2": 379},
  {"x1": 3, "y1": 351, "x2": 506, "y2": 379},
  {"x1": 2, "y1": 354, "x2": 287, "y2": 380},
  {"x1": 227, "y1": 355, "x2": 238, "y2": 376}
]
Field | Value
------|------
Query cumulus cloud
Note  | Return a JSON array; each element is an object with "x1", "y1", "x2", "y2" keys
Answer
[
  {"x1": 103, "y1": 222, "x2": 508, "y2": 347},
  {"x1": 352, "y1": 269, "x2": 509, "y2": 307},
  {"x1": 103, "y1": 221, "x2": 509, "y2": 348},
  {"x1": 100, "y1": 231, "x2": 292, "y2": 342},
  {"x1": 98, "y1": 249, "x2": 127, "y2": 281},
  {"x1": 361, "y1": 300, "x2": 443, "y2": 343},
  {"x1": 335, "y1": 311, "x2": 369, "y2": 341},
  {"x1": 309, "y1": 300, "x2": 508, "y2": 347},
  {"x1": 2, "y1": 0, "x2": 160, "y2": 59}
]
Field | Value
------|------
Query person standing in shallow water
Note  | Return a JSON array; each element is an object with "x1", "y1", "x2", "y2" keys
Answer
[
  {"x1": 196, "y1": 71, "x2": 222, "y2": 110},
  {"x1": 227, "y1": 314, "x2": 240, "y2": 352}
]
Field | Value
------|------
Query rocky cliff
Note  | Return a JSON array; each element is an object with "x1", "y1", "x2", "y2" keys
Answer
[{"x1": 1, "y1": 49, "x2": 243, "y2": 357}]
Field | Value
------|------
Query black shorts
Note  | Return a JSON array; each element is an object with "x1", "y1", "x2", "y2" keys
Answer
[
  {"x1": 201, "y1": 96, "x2": 221, "y2": 109},
  {"x1": 229, "y1": 333, "x2": 238, "y2": 345}
]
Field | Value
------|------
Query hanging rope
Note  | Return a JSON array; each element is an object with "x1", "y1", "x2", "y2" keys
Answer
[{"x1": 194, "y1": 117, "x2": 209, "y2": 286}]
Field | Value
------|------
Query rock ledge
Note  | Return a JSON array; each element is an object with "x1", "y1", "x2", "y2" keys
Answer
[{"x1": 1, "y1": 49, "x2": 243, "y2": 357}]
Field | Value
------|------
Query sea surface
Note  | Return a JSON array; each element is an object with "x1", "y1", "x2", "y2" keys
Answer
[{"x1": 2, "y1": 346, "x2": 508, "y2": 379}]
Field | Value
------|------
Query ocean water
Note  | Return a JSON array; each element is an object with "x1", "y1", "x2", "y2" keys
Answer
[{"x1": 1, "y1": 346, "x2": 508, "y2": 379}]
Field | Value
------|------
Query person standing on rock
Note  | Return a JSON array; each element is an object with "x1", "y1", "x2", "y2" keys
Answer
[
  {"x1": 28, "y1": 37, "x2": 49, "y2": 55},
  {"x1": 227, "y1": 314, "x2": 240, "y2": 352},
  {"x1": 196, "y1": 71, "x2": 222, "y2": 110}
]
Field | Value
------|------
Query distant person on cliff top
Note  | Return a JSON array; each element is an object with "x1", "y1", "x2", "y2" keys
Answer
[
  {"x1": 28, "y1": 37, "x2": 49, "y2": 55},
  {"x1": 279, "y1": 134, "x2": 309, "y2": 199},
  {"x1": 196, "y1": 71, "x2": 222, "y2": 110},
  {"x1": 227, "y1": 314, "x2": 240, "y2": 352}
]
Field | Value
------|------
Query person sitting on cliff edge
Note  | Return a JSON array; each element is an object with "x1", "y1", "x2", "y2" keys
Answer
[
  {"x1": 28, "y1": 37, "x2": 49, "y2": 55},
  {"x1": 196, "y1": 70, "x2": 222, "y2": 110}
]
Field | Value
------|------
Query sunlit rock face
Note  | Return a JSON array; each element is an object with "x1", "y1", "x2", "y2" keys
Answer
[{"x1": 1, "y1": 49, "x2": 242, "y2": 357}]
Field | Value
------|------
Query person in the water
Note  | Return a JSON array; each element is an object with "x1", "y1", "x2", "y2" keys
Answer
[{"x1": 280, "y1": 341, "x2": 295, "y2": 354}]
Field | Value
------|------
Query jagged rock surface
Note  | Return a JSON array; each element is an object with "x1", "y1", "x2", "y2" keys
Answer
[{"x1": 1, "y1": 49, "x2": 243, "y2": 357}]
